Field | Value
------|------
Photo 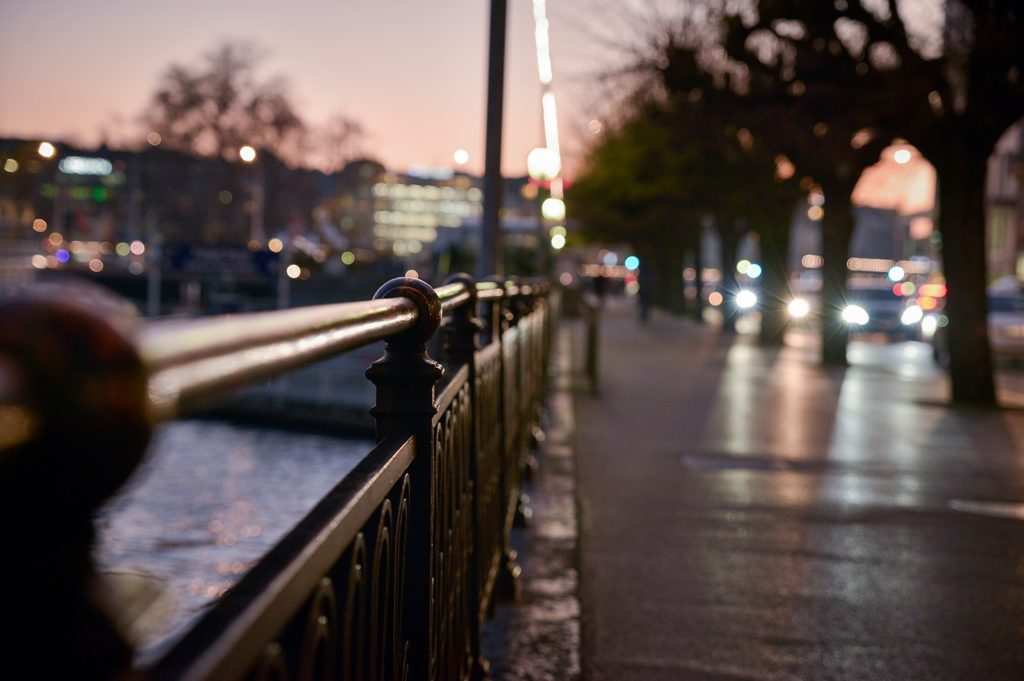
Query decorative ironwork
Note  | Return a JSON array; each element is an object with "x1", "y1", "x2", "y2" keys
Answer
[
  {"x1": 431, "y1": 374, "x2": 475, "y2": 680},
  {"x1": 474, "y1": 341, "x2": 505, "y2": 613},
  {"x1": 0, "y1": 275, "x2": 554, "y2": 681}
]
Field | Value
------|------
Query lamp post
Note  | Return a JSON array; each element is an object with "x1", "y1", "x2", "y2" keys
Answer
[
  {"x1": 527, "y1": 147, "x2": 562, "y2": 275},
  {"x1": 479, "y1": 0, "x2": 507, "y2": 279},
  {"x1": 239, "y1": 145, "x2": 264, "y2": 245},
  {"x1": 37, "y1": 141, "x2": 63, "y2": 235}
]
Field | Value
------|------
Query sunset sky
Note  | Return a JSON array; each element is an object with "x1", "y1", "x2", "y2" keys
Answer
[{"x1": 0, "y1": 0, "x2": 640, "y2": 178}]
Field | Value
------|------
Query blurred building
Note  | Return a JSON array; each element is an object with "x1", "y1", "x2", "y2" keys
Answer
[
  {"x1": 1, "y1": 136, "x2": 549, "y2": 288},
  {"x1": 368, "y1": 168, "x2": 482, "y2": 257},
  {"x1": 987, "y1": 121, "x2": 1024, "y2": 282}
]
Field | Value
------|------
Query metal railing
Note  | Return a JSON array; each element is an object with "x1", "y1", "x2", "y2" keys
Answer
[{"x1": 0, "y1": 273, "x2": 553, "y2": 681}]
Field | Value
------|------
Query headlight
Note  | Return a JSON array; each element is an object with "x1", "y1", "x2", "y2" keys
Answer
[
  {"x1": 841, "y1": 304, "x2": 869, "y2": 325},
  {"x1": 787, "y1": 298, "x2": 810, "y2": 318},
  {"x1": 901, "y1": 305, "x2": 924, "y2": 326},
  {"x1": 735, "y1": 289, "x2": 758, "y2": 309},
  {"x1": 921, "y1": 314, "x2": 938, "y2": 337}
]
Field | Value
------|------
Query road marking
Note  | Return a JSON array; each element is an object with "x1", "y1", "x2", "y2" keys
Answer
[{"x1": 949, "y1": 499, "x2": 1024, "y2": 521}]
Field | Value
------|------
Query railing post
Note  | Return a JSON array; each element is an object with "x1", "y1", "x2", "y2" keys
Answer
[
  {"x1": 440, "y1": 274, "x2": 482, "y2": 369},
  {"x1": 365, "y1": 277, "x2": 444, "y2": 681},
  {"x1": 585, "y1": 297, "x2": 600, "y2": 394},
  {"x1": 0, "y1": 290, "x2": 151, "y2": 680},
  {"x1": 509, "y1": 284, "x2": 534, "y2": 529}
]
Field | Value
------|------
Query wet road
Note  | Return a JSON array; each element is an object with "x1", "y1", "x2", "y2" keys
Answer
[
  {"x1": 96, "y1": 420, "x2": 372, "y2": 660},
  {"x1": 575, "y1": 303, "x2": 1024, "y2": 680}
]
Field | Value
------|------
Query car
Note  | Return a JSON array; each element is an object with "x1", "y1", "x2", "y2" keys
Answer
[
  {"x1": 932, "y1": 292, "x2": 1024, "y2": 366},
  {"x1": 840, "y1": 284, "x2": 917, "y2": 340}
]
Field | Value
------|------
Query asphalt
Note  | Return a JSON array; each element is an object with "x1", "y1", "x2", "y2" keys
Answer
[{"x1": 572, "y1": 299, "x2": 1024, "y2": 681}]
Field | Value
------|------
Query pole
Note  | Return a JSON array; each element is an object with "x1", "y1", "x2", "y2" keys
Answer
[
  {"x1": 146, "y1": 208, "x2": 161, "y2": 317},
  {"x1": 251, "y1": 161, "x2": 265, "y2": 245},
  {"x1": 479, "y1": 0, "x2": 507, "y2": 280},
  {"x1": 277, "y1": 242, "x2": 290, "y2": 310}
]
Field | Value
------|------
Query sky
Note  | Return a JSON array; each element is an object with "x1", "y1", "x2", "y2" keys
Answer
[{"x1": 0, "y1": 0, "x2": 637, "y2": 178}]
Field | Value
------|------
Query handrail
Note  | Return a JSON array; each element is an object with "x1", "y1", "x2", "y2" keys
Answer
[
  {"x1": 141, "y1": 298, "x2": 417, "y2": 420},
  {"x1": 0, "y1": 273, "x2": 555, "y2": 681},
  {"x1": 477, "y1": 284, "x2": 504, "y2": 300},
  {"x1": 0, "y1": 277, "x2": 532, "y2": 438},
  {"x1": 435, "y1": 281, "x2": 473, "y2": 311}
]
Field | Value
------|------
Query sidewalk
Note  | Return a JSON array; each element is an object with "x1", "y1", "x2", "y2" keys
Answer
[
  {"x1": 483, "y1": 319, "x2": 583, "y2": 680},
  {"x1": 575, "y1": 299, "x2": 1024, "y2": 680}
]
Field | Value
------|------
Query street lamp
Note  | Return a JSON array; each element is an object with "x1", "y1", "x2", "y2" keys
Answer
[
  {"x1": 239, "y1": 146, "x2": 264, "y2": 244},
  {"x1": 527, "y1": 147, "x2": 560, "y2": 180},
  {"x1": 37, "y1": 141, "x2": 64, "y2": 233},
  {"x1": 541, "y1": 197, "x2": 565, "y2": 221},
  {"x1": 528, "y1": 147, "x2": 564, "y2": 275}
]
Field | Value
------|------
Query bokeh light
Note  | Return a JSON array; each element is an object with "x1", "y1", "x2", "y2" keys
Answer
[
  {"x1": 735, "y1": 290, "x2": 758, "y2": 309},
  {"x1": 541, "y1": 197, "x2": 565, "y2": 221},
  {"x1": 788, "y1": 298, "x2": 810, "y2": 318}
]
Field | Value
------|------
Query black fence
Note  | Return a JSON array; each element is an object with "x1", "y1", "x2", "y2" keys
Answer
[{"x1": 0, "y1": 273, "x2": 553, "y2": 681}]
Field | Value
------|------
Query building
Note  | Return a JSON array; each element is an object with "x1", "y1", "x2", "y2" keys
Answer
[{"x1": 987, "y1": 121, "x2": 1024, "y2": 282}]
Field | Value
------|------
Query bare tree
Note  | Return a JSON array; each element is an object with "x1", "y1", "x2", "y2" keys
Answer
[
  {"x1": 309, "y1": 113, "x2": 366, "y2": 173},
  {"x1": 726, "y1": 0, "x2": 1024, "y2": 404},
  {"x1": 144, "y1": 43, "x2": 306, "y2": 163}
]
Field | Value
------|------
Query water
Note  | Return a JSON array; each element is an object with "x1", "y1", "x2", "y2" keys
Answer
[{"x1": 95, "y1": 419, "x2": 373, "y2": 661}]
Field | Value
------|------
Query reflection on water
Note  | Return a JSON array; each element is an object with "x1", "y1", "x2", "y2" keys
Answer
[{"x1": 95, "y1": 419, "x2": 372, "y2": 661}]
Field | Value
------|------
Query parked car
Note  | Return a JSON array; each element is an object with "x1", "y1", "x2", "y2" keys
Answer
[{"x1": 932, "y1": 292, "x2": 1024, "y2": 366}]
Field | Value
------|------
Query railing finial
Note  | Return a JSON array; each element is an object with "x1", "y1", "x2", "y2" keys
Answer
[
  {"x1": 372, "y1": 277, "x2": 442, "y2": 348},
  {"x1": 367, "y1": 277, "x2": 444, "y2": 441}
]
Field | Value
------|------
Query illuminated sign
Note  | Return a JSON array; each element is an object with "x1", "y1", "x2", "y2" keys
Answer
[
  {"x1": 59, "y1": 156, "x2": 113, "y2": 175},
  {"x1": 408, "y1": 164, "x2": 454, "y2": 180}
]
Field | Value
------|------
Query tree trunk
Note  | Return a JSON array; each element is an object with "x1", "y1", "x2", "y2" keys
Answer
[
  {"x1": 758, "y1": 217, "x2": 793, "y2": 346},
  {"x1": 650, "y1": 247, "x2": 685, "y2": 314},
  {"x1": 819, "y1": 188, "x2": 855, "y2": 366},
  {"x1": 936, "y1": 144, "x2": 996, "y2": 405}
]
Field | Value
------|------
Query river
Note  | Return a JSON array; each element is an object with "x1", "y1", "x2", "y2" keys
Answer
[{"x1": 95, "y1": 419, "x2": 374, "y2": 661}]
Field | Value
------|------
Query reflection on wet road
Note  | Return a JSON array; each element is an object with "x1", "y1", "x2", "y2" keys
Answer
[{"x1": 575, "y1": 304, "x2": 1024, "y2": 680}]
